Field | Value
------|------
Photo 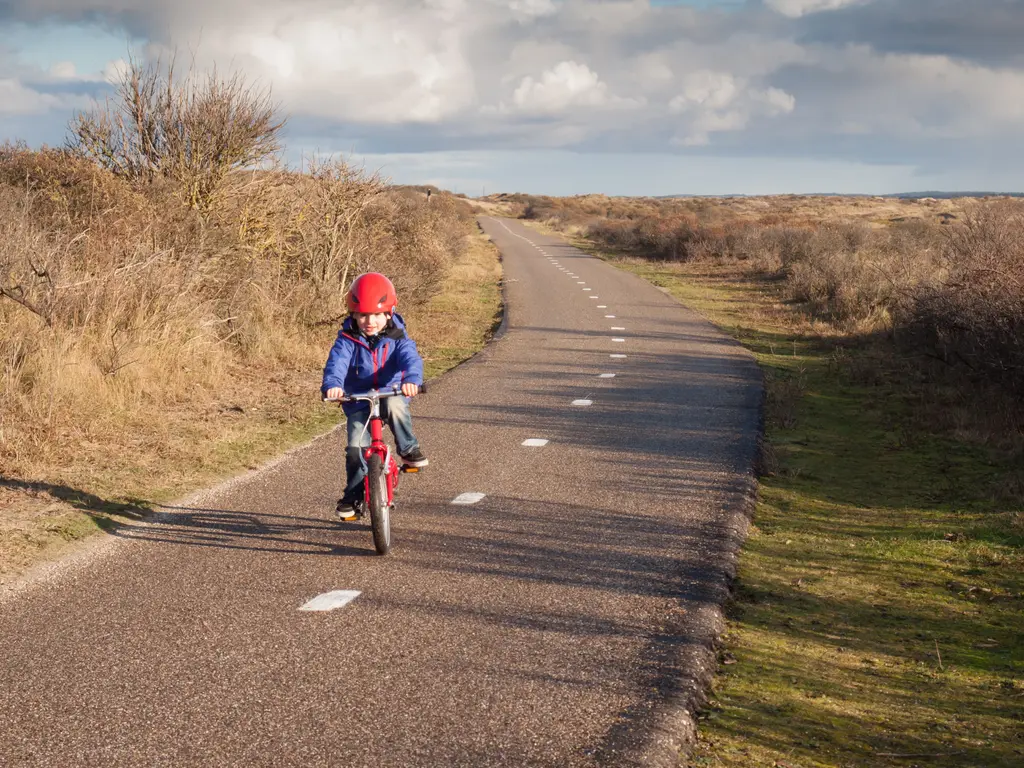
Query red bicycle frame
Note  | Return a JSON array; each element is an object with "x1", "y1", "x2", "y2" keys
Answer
[{"x1": 363, "y1": 402, "x2": 401, "y2": 507}]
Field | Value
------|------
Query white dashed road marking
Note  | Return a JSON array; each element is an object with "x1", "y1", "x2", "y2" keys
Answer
[
  {"x1": 611, "y1": 326, "x2": 626, "y2": 330},
  {"x1": 299, "y1": 591, "x2": 361, "y2": 612},
  {"x1": 452, "y1": 492, "x2": 487, "y2": 505},
  {"x1": 572, "y1": 399, "x2": 593, "y2": 406},
  {"x1": 611, "y1": 354, "x2": 627, "y2": 358},
  {"x1": 599, "y1": 373, "x2": 616, "y2": 378},
  {"x1": 605, "y1": 315, "x2": 616, "y2": 318},
  {"x1": 522, "y1": 438, "x2": 550, "y2": 447}
]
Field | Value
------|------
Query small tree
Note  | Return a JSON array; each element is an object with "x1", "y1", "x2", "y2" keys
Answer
[{"x1": 68, "y1": 55, "x2": 285, "y2": 213}]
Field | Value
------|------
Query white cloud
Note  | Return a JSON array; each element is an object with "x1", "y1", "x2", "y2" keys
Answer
[
  {"x1": 511, "y1": 61, "x2": 611, "y2": 114},
  {"x1": 800, "y1": 46, "x2": 1024, "y2": 138},
  {"x1": 766, "y1": 0, "x2": 876, "y2": 18},
  {"x1": 669, "y1": 70, "x2": 795, "y2": 145},
  {"x1": 102, "y1": 58, "x2": 129, "y2": 83},
  {"x1": 755, "y1": 87, "x2": 798, "y2": 115},
  {"x1": 670, "y1": 71, "x2": 741, "y2": 113},
  {"x1": 508, "y1": 0, "x2": 558, "y2": 18},
  {"x1": 175, "y1": 6, "x2": 479, "y2": 124},
  {"x1": 48, "y1": 61, "x2": 77, "y2": 78},
  {"x1": 0, "y1": 78, "x2": 90, "y2": 115}
]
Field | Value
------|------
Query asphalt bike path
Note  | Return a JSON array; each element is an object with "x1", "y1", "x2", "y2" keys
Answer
[{"x1": 0, "y1": 216, "x2": 762, "y2": 767}]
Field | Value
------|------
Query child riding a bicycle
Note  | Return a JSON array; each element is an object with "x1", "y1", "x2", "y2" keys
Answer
[{"x1": 322, "y1": 272, "x2": 428, "y2": 519}]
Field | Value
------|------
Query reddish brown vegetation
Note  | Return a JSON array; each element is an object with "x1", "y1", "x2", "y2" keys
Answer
[{"x1": 502, "y1": 191, "x2": 1024, "y2": 399}]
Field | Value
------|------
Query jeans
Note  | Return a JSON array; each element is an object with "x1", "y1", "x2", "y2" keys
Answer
[{"x1": 343, "y1": 396, "x2": 420, "y2": 500}]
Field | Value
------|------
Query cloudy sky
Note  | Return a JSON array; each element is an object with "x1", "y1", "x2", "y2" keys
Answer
[{"x1": 1, "y1": 0, "x2": 1022, "y2": 195}]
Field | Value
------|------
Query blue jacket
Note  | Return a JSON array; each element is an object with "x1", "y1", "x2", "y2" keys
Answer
[{"x1": 321, "y1": 313, "x2": 424, "y2": 414}]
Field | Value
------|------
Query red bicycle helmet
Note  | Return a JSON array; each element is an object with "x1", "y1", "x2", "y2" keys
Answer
[{"x1": 347, "y1": 272, "x2": 398, "y2": 314}]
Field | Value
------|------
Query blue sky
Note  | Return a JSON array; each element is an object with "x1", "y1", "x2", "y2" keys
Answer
[
  {"x1": 1, "y1": 0, "x2": 1022, "y2": 196},
  {"x1": 0, "y1": 22, "x2": 129, "y2": 74}
]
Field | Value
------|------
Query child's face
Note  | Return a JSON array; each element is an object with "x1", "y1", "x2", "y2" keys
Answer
[{"x1": 354, "y1": 312, "x2": 389, "y2": 335}]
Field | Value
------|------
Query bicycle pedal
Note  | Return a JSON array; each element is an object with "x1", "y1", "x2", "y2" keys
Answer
[{"x1": 400, "y1": 465, "x2": 421, "y2": 474}]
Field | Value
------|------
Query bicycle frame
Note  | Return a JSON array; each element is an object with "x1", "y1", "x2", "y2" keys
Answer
[{"x1": 358, "y1": 392, "x2": 401, "y2": 508}]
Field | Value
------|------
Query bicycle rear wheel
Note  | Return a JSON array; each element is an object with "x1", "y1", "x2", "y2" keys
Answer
[{"x1": 366, "y1": 454, "x2": 391, "y2": 555}]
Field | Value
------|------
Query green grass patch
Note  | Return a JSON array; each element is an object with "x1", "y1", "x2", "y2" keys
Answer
[{"x1": 536, "y1": 225, "x2": 1024, "y2": 767}]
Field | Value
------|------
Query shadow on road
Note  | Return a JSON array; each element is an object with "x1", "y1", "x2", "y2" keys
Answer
[{"x1": 0, "y1": 476, "x2": 373, "y2": 558}]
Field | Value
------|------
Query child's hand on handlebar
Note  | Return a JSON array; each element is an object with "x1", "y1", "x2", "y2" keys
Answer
[
  {"x1": 401, "y1": 383, "x2": 420, "y2": 397},
  {"x1": 325, "y1": 387, "x2": 344, "y2": 400}
]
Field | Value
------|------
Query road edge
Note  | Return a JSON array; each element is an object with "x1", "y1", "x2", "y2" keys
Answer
[{"x1": 522, "y1": 224, "x2": 766, "y2": 768}]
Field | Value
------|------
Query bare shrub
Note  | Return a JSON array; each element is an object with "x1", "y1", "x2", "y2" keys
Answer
[
  {"x1": 0, "y1": 190, "x2": 60, "y2": 327},
  {"x1": 780, "y1": 221, "x2": 944, "y2": 329},
  {"x1": 522, "y1": 196, "x2": 558, "y2": 222},
  {"x1": 0, "y1": 142, "x2": 150, "y2": 235},
  {"x1": 575, "y1": 194, "x2": 952, "y2": 331},
  {"x1": 364, "y1": 191, "x2": 467, "y2": 308},
  {"x1": 764, "y1": 368, "x2": 807, "y2": 429},
  {"x1": 288, "y1": 156, "x2": 387, "y2": 293},
  {"x1": 751, "y1": 226, "x2": 813, "y2": 271},
  {"x1": 898, "y1": 201, "x2": 1024, "y2": 393},
  {"x1": 220, "y1": 158, "x2": 464, "y2": 330},
  {"x1": 586, "y1": 218, "x2": 639, "y2": 251},
  {"x1": 69, "y1": 56, "x2": 284, "y2": 213}
]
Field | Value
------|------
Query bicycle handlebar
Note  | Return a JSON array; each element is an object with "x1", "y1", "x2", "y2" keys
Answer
[{"x1": 322, "y1": 382, "x2": 427, "y2": 404}]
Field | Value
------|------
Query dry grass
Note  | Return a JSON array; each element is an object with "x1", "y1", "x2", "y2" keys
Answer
[
  {"x1": 491, "y1": 191, "x2": 963, "y2": 232},
  {"x1": 405, "y1": 223, "x2": 504, "y2": 377},
  {"x1": 0, "y1": 137, "x2": 498, "y2": 582},
  {"x1": 0, "y1": 220, "x2": 500, "y2": 582}
]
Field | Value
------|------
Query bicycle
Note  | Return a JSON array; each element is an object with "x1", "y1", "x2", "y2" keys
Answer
[{"x1": 323, "y1": 384, "x2": 424, "y2": 555}]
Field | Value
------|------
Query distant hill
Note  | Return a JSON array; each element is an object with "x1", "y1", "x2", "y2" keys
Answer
[
  {"x1": 654, "y1": 191, "x2": 1024, "y2": 200},
  {"x1": 886, "y1": 191, "x2": 1024, "y2": 199}
]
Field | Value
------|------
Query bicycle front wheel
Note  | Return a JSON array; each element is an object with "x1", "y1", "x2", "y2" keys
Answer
[{"x1": 366, "y1": 454, "x2": 392, "y2": 555}]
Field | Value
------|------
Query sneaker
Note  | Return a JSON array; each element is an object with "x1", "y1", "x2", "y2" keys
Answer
[
  {"x1": 336, "y1": 496, "x2": 363, "y2": 520},
  {"x1": 400, "y1": 448, "x2": 429, "y2": 468}
]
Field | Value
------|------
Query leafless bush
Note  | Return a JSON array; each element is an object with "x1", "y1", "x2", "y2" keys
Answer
[
  {"x1": 0, "y1": 189, "x2": 59, "y2": 326},
  {"x1": 222, "y1": 158, "x2": 463, "y2": 329},
  {"x1": 579, "y1": 195, "x2": 951, "y2": 330},
  {"x1": 364, "y1": 191, "x2": 467, "y2": 308},
  {"x1": 898, "y1": 201, "x2": 1024, "y2": 393},
  {"x1": 289, "y1": 156, "x2": 387, "y2": 292},
  {"x1": 69, "y1": 55, "x2": 284, "y2": 213},
  {"x1": 779, "y1": 222, "x2": 945, "y2": 329},
  {"x1": 764, "y1": 368, "x2": 807, "y2": 429}
]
